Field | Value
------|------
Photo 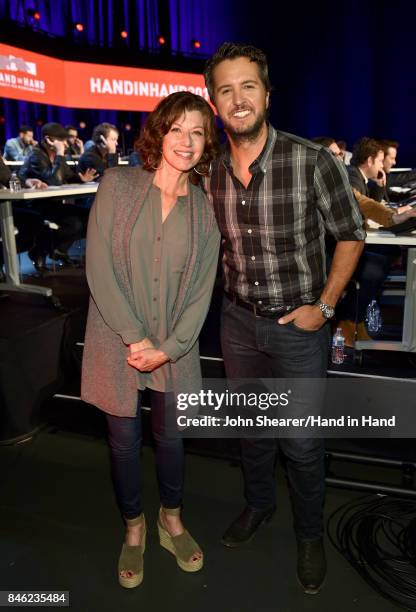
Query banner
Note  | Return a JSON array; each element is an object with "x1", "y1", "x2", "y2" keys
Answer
[{"x1": 0, "y1": 43, "x2": 208, "y2": 111}]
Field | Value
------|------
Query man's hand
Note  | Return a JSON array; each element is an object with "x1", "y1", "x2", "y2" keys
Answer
[
  {"x1": 397, "y1": 204, "x2": 412, "y2": 214},
  {"x1": 127, "y1": 348, "x2": 169, "y2": 372},
  {"x1": 100, "y1": 134, "x2": 117, "y2": 154},
  {"x1": 25, "y1": 178, "x2": 48, "y2": 189},
  {"x1": 129, "y1": 338, "x2": 155, "y2": 356},
  {"x1": 375, "y1": 169, "x2": 386, "y2": 187},
  {"x1": 75, "y1": 138, "x2": 84, "y2": 154},
  {"x1": 277, "y1": 304, "x2": 325, "y2": 331},
  {"x1": 46, "y1": 137, "x2": 66, "y2": 156},
  {"x1": 78, "y1": 168, "x2": 99, "y2": 182},
  {"x1": 392, "y1": 208, "x2": 416, "y2": 225}
]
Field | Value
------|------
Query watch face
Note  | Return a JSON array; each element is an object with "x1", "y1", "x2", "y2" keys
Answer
[{"x1": 319, "y1": 303, "x2": 334, "y2": 318}]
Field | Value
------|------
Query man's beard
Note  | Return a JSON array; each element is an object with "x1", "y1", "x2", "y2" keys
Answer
[{"x1": 222, "y1": 106, "x2": 268, "y2": 145}]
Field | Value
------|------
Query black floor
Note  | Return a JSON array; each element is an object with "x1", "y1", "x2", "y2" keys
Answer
[{"x1": 0, "y1": 426, "x2": 402, "y2": 612}]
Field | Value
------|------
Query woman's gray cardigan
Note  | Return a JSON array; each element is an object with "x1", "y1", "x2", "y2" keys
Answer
[{"x1": 81, "y1": 166, "x2": 220, "y2": 417}]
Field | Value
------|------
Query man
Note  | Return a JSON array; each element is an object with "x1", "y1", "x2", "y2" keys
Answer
[
  {"x1": 312, "y1": 137, "x2": 343, "y2": 159},
  {"x1": 367, "y1": 139, "x2": 407, "y2": 206},
  {"x1": 338, "y1": 138, "x2": 416, "y2": 344},
  {"x1": 77, "y1": 122, "x2": 119, "y2": 180},
  {"x1": 19, "y1": 122, "x2": 97, "y2": 270},
  {"x1": 336, "y1": 140, "x2": 352, "y2": 165},
  {"x1": 204, "y1": 43, "x2": 365, "y2": 594},
  {"x1": 4, "y1": 125, "x2": 37, "y2": 161},
  {"x1": 65, "y1": 125, "x2": 84, "y2": 158}
]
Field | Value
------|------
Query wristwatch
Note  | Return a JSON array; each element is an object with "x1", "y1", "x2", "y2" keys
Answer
[{"x1": 316, "y1": 300, "x2": 335, "y2": 319}]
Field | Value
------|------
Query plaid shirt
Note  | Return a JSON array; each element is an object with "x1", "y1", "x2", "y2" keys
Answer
[{"x1": 207, "y1": 125, "x2": 365, "y2": 308}]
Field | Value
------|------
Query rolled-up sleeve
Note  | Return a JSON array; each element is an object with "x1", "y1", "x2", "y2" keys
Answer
[
  {"x1": 159, "y1": 222, "x2": 221, "y2": 362},
  {"x1": 86, "y1": 171, "x2": 147, "y2": 344},
  {"x1": 314, "y1": 148, "x2": 366, "y2": 241}
]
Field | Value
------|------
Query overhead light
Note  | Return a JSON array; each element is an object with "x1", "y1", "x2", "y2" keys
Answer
[{"x1": 27, "y1": 8, "x2": 41, "y2": 21}]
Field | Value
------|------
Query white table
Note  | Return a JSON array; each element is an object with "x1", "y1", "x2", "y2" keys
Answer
[
  {"x1": 0, "y1": 184, "x2": 98, "y2": 297},
  {"x1": 355, "y1": 229, "x2": 416, "y2": 353}
]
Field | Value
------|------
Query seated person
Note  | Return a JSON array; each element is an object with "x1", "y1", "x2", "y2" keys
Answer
[
  {"x1": 0, "y1": 157, "x2": 47, "y2": 275},
  {"x1": 4, "y1": 125, "x2": 37, "y2": 161},
  {"x1": 128, "y1": 134, "x2": 143, "y2": 167},
  {"x1": 77, "y1": 122, "x2": 119, "y2": 180},
  {"x1": 367, "y1": 139, "x2": 413, "y2": 208},
  {"x1": 337, "y1": 138, "x2": 416, "y2": 345},
  {"x1": 65, "y1": 125, "x2": 84, "y2": 159},
  {"x1": 19, "y1": 122, "x2": 98, "y2": 271},
  {"x1": 128, "y1": 151, "x2": 143, "y2": 167},
  {"x1": 83, "y1": 139, "x2": 95, "y2": 152},
  {"x1": 312, "y1": 137, "x2": 344, "y2": 160},
  {"x1": 336, "y1": 140, "x2": 352, "y2": 165},
  {"x1": 367, "y1": 139, "x2": 397, "y2": 204}
]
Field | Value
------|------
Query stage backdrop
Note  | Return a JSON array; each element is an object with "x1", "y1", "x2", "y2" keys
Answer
[{"x1": 0, "y1": 43, "x2": 207, "y2": 111}]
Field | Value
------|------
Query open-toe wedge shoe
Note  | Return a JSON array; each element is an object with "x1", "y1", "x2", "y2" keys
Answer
[
  {"x1": 157, "y1": 507, "x2": 203, "y2": 572},
  {"x1": 118, "y1": 514, "x2": 146, "y2": 588}
]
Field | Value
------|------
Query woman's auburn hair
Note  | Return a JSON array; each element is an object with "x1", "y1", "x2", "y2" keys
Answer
[{"x1": 137, "y1": 91, "x2": 219, "y2": 177}]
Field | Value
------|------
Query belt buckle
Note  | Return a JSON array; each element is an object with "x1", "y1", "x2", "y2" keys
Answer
[{"x1": 256, "y1": 305, "x2": 291, "y2": 319}]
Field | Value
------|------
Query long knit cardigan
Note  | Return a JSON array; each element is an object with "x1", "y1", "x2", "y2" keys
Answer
[{"x1": 81, "y1": 166, "x2": 219, "y2": 417}]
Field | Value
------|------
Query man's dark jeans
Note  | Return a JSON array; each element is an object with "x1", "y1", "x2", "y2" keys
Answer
[
  {"x1": 106, "y1": 390, "x2": 184, "y2": 520},
  {"x1": 221, "y1": 296, "x2": 330, "y2": 540}
]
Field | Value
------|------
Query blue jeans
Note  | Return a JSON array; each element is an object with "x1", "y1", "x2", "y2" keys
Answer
[
  {"x1": 221, "y1": 296, "x2": 330, "y2": 540},
  {"x1": 106, "y1": 390, "x2": 184, "y2": 519}
]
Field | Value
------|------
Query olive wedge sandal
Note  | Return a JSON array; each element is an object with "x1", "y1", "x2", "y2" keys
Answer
[
  {"x1": 118, "y1": 514, "x2": 146, "y2": 588},
  {"x1": 157, "y1": 507, "x2": 203, "y2": 572}
]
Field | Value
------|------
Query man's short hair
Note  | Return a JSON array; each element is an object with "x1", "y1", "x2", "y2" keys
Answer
[
  {"x1": 312, "y1": 137, "x2": 336, "y2": 147},
  {"x1": 65, "y1": 125, "x2": 77, "y2": 133},
  {"x1": 19, "y1": 125, "x2": 33, "y2": 134},
  {"x1": 204, "y1": 42, "x2": 271, "y2": 102},
  {"x1": 92, "y1": 122, "x2": 118, "y2": 144},
  {"x1": 350, "y1": 137, "x2": 383, "y2": 167},
  {"x1": 41, "y1": 122, "x2": 68, "y2": 140},
  {"x1": 378, "y1": 139, "x2": 399, "y2": 155}
]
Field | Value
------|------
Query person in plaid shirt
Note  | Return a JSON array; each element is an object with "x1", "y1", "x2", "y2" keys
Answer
[{"x1": 204, "y1": 42, "x2": 365, "y2": 594}]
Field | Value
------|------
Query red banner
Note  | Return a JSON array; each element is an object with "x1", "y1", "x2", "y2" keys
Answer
[{"x1": 0, "y1": 44, "x2": 208, "y2": 111}]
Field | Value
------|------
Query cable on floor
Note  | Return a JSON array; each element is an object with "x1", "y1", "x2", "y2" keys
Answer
[{"x1": 327, "y1": 494, "x2": 416, "y2": 611}]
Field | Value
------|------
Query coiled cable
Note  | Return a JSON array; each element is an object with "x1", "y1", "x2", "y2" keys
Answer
[{"x1": 327, "y1": 495, "x2": 416, "y2": 611}]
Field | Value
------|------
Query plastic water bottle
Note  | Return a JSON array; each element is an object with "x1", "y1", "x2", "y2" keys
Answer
[
  {"x1": 9, "y1": 172, "x2": 21, "y2": 192},
  {"x1": 331, "y1": 328, "x2": 345, "y2": 365},
  {"x1": 366, "y1": 300, "x2": 382, "y2": 333}
]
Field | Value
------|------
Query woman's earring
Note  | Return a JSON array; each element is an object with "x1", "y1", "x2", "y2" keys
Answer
[{"x1": 193, "y1": 162, "x2": 212, "y2": 176}]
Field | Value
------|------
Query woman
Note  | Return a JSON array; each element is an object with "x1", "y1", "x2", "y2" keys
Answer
[{"x1": 81, "y1": 92, "x2": 220, "y2": 588}]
